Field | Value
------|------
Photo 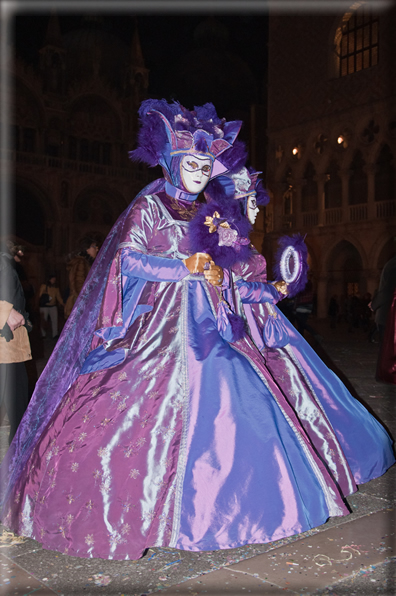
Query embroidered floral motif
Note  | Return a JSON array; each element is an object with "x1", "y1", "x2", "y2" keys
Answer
[
  {"x1": 82, "y1": 414, "x2": 91, "y2": 423},
  {"x1": 148, "y1": 389, "x2": 160, "y2": 400},
  {"x1": 100, "y1": 417, "x2": 112, "y2": 428},
  {"x1": 100, "y1": 475, "x2": 111, "y2": 494},
  {"x1": 85, "y1": 534, "x2": 94, "y2": 546},
  {"x1": 154, "y1": 478, "x2": 168, "y2": 491},
  {"x1": 66, "y1": 514, "x2": 74, "y2": 525},
  {"x1": 86, "y1": 500, "x2": 94, "y2": 510},
  {"x1": 78, "y1": 432, "x2": 87, "y2": 442},
  {"x1": 169, "y1": 326, "x2": 178, "y2": 334},
  {"x1": 90, "y1": 371, "x2": 102, "y2": 380},
  {"x1": 156, "y1": 424, "x2": 175, "y2": 443},
  {"x1": 93, "y1": 469, "x2": 102, "y2": 480},
  {"x1": 123, "y1": 437, "x2": 146, "y2": 458},
  {"x1": 21, "y1": 511, "x2": 31, "y2": 525},
  {"x1": 59, "y1": 525, "x2": 66, "y2": 538},
  {"x1": 71, "y1": 462, "x2": 79, "y2": 472},
  {"x1": 141, "y1": 509, "x2": 156, "y2": 524},
  {"x1": 68, "y1": 441, "x2": 76, "y2": 453},
  {"x1": 66, "y1": 494, "x2": 75, "y2": 504},
  {"x1": 129, "y1": 469, "x2": 140, "y2": 479},
  {"x1": 70, "y1": 402, "x2": 77, "y2": 412},
  {"x1": 48, "y1": 467, "x2": 55, "y2": 477},
  {"x1": 49, "y1": 480, "x2": 56, "y2": 489},
  {"x1": 139, "y1": 411, "x2": 150, "y2": 428},
  {"x1": 110, "y1": 391, "x2": 121, "y2": 402},
  {"x1": 121, "y1": 499, "x2": 133, "y2": 513},
  {"x1": 117, "y1": 399, "x2": 128, "y2": 413},
  {"x1": 121, "y1": 523, "x2": 131, "y2": 535},
  {"x1": 97, "y1": 446, "x2": 109, "y2": 458},
  {"x1": 14, "y1": 491, "x2": 20, "y2": 504},
  {"x1": 118, "y1": 372, "x2": 127, "y2": 381},
  {"x1": 40, "y1": 528, "x2": 45, "y2": 538},
  {"x1": 92, "y1": 388, "x2": 100, "y2": 397},
  {"x1": 108, "y1": 532, "x2": 123, "y2": 548}
]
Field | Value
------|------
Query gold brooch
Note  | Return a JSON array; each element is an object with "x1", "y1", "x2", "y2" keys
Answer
[{"x1": 204, "y1": 211, "x2": 231, "y2": 233}]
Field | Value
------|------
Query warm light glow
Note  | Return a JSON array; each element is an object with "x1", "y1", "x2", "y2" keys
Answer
[
  {"x1": 292, "y1": 147, "x2": 299, "y2": 155},
  {"x1": 337, "y1": 135, "x2": 344, "y2": 144}
]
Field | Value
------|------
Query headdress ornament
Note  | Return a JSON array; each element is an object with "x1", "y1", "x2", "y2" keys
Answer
[{"x1": 129, "y1": 99, "x2": 244, "y2": 193}]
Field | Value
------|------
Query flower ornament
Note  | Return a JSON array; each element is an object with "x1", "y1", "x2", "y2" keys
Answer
[
  {"x1": 204, "y1": 211, "x2": 231, "y2": 233},
  {"x1": 218, "y1": 227, "x2": 238, "y2": 247},
  {"x1": 204, "y1": 210, "x2": 249, "y2": 250}
]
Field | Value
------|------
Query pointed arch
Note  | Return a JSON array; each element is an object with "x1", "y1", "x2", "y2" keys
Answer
[
  {"x1": 348, "y1": 150, "x2": 367, "y2": 205},
  {"x1": 301, "y1": 162, "x2": 318, "y2": 212},
  {"x1": 374, "y1": 144, "x2": 395, "y2": 202}
]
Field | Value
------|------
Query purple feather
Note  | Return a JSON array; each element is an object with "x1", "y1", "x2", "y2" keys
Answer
[
  {"x1": 228, "y1": 312, "x2": 246, "y2": 340},
  {"x1": 273, "y1": 234, "x2": 309, "y2": 298},
  {"x1": 189, "y1": 200, "x2": 253, "y2": 269}
]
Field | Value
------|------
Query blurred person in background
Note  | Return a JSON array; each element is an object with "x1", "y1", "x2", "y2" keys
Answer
[
  {"x1": 64, "y1": 237, "x2": 99, "y2": 319},
  {"x1": 39, "y1": 274, "x2": 64, "y2": 339},
  {"x1": 0, "y1": 241, "x2": 32, "y2": 443}
]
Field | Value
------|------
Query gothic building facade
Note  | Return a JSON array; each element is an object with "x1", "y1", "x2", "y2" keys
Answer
[
  {"x1": 265, "y1": 1, "x2": 396, "y2": 317},
  {"x1": 5, "y1": 14, "x2": 152, "y2": 293}
]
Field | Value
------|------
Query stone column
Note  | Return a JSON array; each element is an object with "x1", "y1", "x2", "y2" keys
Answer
[
  {"x1": 316, "y1": 273, "x2": 328, "y2": 319},
  {"x1": 366, "y1": 164, "x2": 376, "y2": 221},
  {"x1": 340, "y1": 168, "x2": 350, "y2": 222},
  {"x1": 317, "y1": 175, "x2": 326, "y2": 226}
]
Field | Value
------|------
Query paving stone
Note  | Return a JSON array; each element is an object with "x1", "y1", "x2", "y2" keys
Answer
[
  {"x1": 227, "y1": 508, "x2": 396, "y2": 593},
  {"x1": 150, "y1": 566, "x2": 292, "y2": 594},
  {"x1": 0, "y1": 552, "x2": 57, "y2": 595}
]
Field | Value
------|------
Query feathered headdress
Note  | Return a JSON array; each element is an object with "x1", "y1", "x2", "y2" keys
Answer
[{"x1": 129, "y1": 99, "x2": 245, "y2": 185}]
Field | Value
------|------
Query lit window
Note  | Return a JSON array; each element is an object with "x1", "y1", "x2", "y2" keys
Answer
[{"x1": 335, "y1": 4, "x2": 379, "y2": 77}]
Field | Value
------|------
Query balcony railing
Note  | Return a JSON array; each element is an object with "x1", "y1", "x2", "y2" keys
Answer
[
  {"x1": 3, "y1": 150, "x2": 137, "y2": 180},
  {"x1": 349, "y1": 204, "x2": 368, "y2": 221},
  {"x1": 325, "y1": 207, "x2": 343, "y2": 225},
  {"x1": 302, "y1": 212, "x2": 318, "y2": 227},
  {"x1": 376, "y1": 199, "x2": 396, "y2": 219}
]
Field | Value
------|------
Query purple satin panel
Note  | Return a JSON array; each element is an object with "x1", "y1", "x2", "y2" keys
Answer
[
  {"x1": 236, "y1": 279, "x2": 281, "y2": 304},
  {"x1": 121, "y1": 249, "x2": 189, "y2": 282},
  {"x1": 1, "y1": 193, "x2": 394, "y2": 562},
  {"x1": 262, "y1": 315, "x2": 290, "y2": 348},
  {"x1": 234, "y1": 252, "x2": 395, "y2": 489}
]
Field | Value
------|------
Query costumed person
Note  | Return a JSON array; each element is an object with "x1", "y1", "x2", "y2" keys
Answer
[
  {"x1": 0, "y1": 101, "x2": 394, "y2": 561},
  {"x1": 39, "y1": 275, "x2": 64, "y2": 339},
  {"x1": 202, "y1": 165, "x2": 394, "y2": 496},
  {"x1": 371, "y1": 253, "x2": 396, "y2": 382},
  {"x1": 64, "y1": 238, "x2": 99, "y2": 319},
  {"x1": 0, "y1": 241, "x2": 32, "y2": 444}
]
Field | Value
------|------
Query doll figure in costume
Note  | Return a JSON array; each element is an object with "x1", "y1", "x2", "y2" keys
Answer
[{"x1": 0, "y1": 101, "x2": 394, "y2": 562}]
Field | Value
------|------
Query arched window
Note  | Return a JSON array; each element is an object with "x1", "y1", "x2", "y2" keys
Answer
[
  {"x1": 334, "y1": 3, "x2": 379, "y2": 77},
  {"x1": 282, "y1": 168, "x2": 293, "y2": 215},
  {"x1": 348, "y1": 151, "x2": 367, "y2": 205},
  {"x1": 324, "y1": 161, "x2": 342, "y2": 209},
  {"x1": 375, "y1": 145, "x2": 394, "y2": 202},
  {"x1": 301, "y1": 162, "x2": 318, "y2": 212}
]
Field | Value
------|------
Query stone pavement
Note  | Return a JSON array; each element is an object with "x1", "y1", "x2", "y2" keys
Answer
[{"x1": 0, "y1": 319, "x2": 395, "y2": 596}]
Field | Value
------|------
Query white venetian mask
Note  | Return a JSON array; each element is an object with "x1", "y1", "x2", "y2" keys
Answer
[
  {"x1": 247, "y1": 194, "x2": 259, "y2": 224},
  {"x1": 181, "y1": 154, "x2": 212, "y2": 194}
]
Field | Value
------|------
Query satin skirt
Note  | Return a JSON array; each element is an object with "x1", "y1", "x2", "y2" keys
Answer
[{"x1": 1, "y1": 278, "x2": 393, "y2": 559}]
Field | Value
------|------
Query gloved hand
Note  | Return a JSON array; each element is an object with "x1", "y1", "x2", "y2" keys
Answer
[
  {"x1": 204, "y1": 261, "x2": 224, "y2": 287},
  {"x1": 273, "y1": 280, "x2": 288, "y2": 296},
  {"x1": 183, "y1": 253, "x2": 212, "y2": 273}
]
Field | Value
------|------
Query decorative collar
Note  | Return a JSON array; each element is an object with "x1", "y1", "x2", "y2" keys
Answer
[{"x1": 165, "y1": 181, "x2": 198, "y2": 202}]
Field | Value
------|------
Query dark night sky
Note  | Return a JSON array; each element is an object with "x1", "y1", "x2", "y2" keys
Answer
[{"x1": 12, "y1": 13, "x2": 268, "y2": 111}]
